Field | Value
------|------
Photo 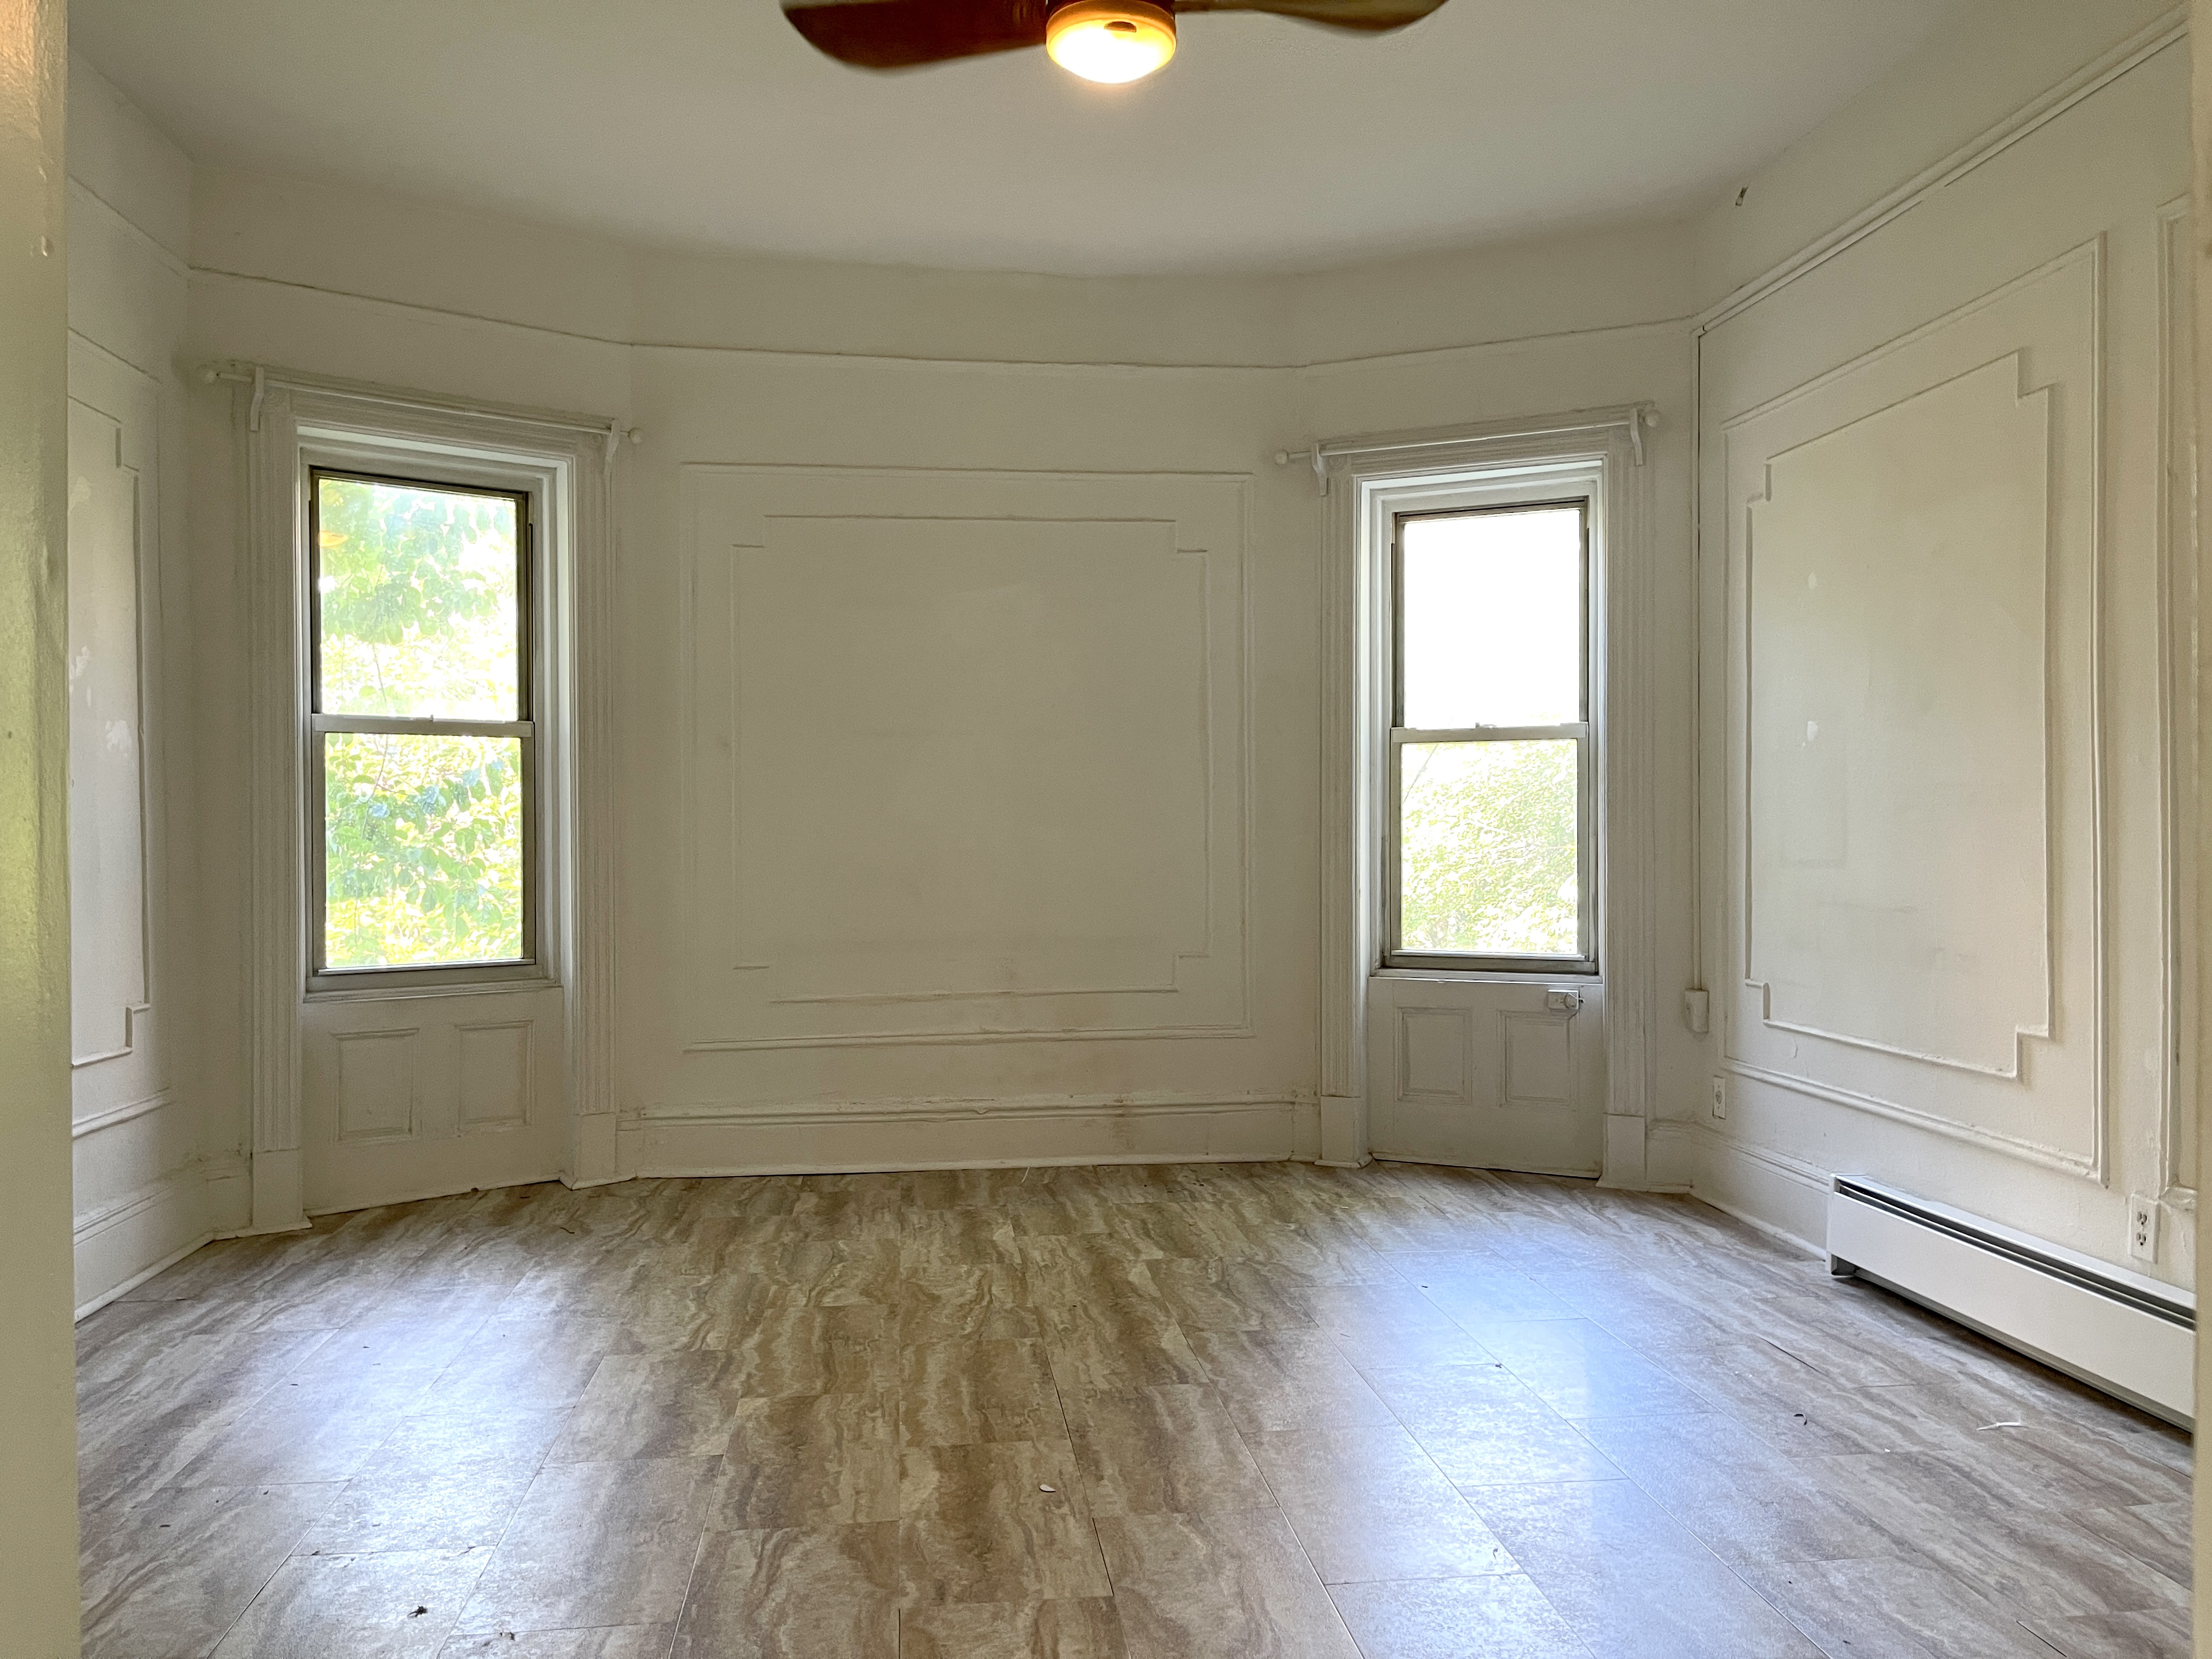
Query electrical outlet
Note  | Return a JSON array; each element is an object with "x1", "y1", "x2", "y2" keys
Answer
[
  {"x1": 1710, "y1": 1075, "x2": 1727, "y2": 1120},
  {"x1": 2128, "y1": 1195, "x2": 2159, "y2": 1263}
]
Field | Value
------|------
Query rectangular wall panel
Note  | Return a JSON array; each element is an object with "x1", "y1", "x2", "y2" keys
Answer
[
  {"x1": 334, "y1": 1028, "x2": 418, "y2": 1144},
  {"x1": 65, "y1": 394, "x2": 149, "y2": 1069},
  {"x1": 680, "y1": 466, "x2": 1250, "y2": 1052},
  {"x1": 1501, "y1": 1011, "x2": 1576, "y2": 1109},
  {"x1": 1721, "y1": 246, "x2": 2102, "y2": 1175},
  {"x1": 458, "y1": 1020, "x2": 532, "y2": 1131},
  {"x1": 1397, "y1": 1007, "x2": 1471, "y2": 1103}
]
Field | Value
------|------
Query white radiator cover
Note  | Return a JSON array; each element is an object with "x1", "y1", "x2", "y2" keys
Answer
[{"x1": 1826, "y1": 1177, "x2": 2194, "y2": 1427}]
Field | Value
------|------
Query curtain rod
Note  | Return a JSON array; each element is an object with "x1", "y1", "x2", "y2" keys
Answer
[
  {"x1": 1275, "y1": 404, "x2": 1656, "y2": 494},
  {"x1": 199, "y1": 362, "x2": 642, "y2": 459}
]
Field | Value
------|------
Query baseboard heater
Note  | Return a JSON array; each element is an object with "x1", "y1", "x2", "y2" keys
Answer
[{"x1": 1827, "y1": 1177, "x2": 2194, "y2": 1429}]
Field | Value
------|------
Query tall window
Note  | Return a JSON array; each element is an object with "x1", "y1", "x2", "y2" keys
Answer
[
  {"x1": 309, "y1": 469, "x2": 535, "y2": 983},
  {"x1": 1389, "y1": 499, "x2": 1594, "y2": 971}
]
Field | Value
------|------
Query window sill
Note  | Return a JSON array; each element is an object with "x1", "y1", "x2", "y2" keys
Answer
[
  {"x1": 1373, "y1": 966, "x2": 1602, "y2": 988},
  {"x1": 306, "y1": 973, "x2": 562, "y2": 1006}
]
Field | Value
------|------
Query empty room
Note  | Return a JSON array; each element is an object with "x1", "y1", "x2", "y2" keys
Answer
[{"x1": 4, "y1": 0, "x2": 2210, "y2": 1654}]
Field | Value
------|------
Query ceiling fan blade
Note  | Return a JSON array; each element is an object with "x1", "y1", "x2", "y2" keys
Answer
[
  {"x1": 1174, "y1": 0, "x2": 1448, "y2": 31},
  {"x1": 782, "y1": 0, "x2": 1050, "y2": 69}
]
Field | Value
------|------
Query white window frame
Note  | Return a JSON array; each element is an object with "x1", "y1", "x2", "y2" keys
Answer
[
  {"x1": 304, "y1": 464, "x2": 546, "y2": 994},
  {"x1": 1384, "y1": 490, "x2": 1599, "y2": 975},
  {"x1": 1370, "y1": 460, "x2": 1608, "y2": 980},
  {"x1": 1314, "y1": 408, "x2": 1658, "y2": 1173},
  {"x1": 237, "y1": 367, "x2": 622, "y2": 1231},
  {"x1": 297, "y1": 435, "x2": 569, "y2": 998}
]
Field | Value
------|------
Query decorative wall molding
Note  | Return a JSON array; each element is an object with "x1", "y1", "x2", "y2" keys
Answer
[
  {"x1": 619, "y1": 1090, "x2": 1313, "y2": 1178},
  {"x1": 1317, "y1": 409, "x2": 1660, "y2": 1178},
  {"x1": 70, "y1": 1088, "x2": 171, "y2": 1142},
  {"x1": 1717, "y1": 244, "x2": 2106, "y2": 1183},
  {"x1": 1697, "y1": 7, "x2": 2183, "y2": 333},
  {"x1": 1724, "y1": 1058, "x2": 2094, "y2": 1177},
  {"x1": 332, "y1": 1026, "x2": 420, "y2": 1145},
  {"x1": 1395, "y1": 1006, "x2": 1472, "y2": 1104},
  {"x1": 458, "y1": 1018, "x2": 535, "y2": 1131},
  {"x1": 233, "y1": 366, "x2": 624, "y2": 1216},
  {"x1": 630, "y1": 1087, "x2": 1303, "y2": 1130},
  {"x1": 1500, "y1": 1010, "x2": 1577, "y2": 1110},
  {"x1": 2155, "y1": 194, "x2": 2198, "y2": 1202},
  {"x1": 1739, "y1": 353, "x2": 2056, "y2": 1079},
  {"x1": 678, "y1": 465, "x2": 1251, "y2": 1052},
  {"x1": 190, "y1": 261, "x2": 1691, "y2": 380},
  {"x1": 65, "y1": 336, "x2": 162, "y2": 1089}
]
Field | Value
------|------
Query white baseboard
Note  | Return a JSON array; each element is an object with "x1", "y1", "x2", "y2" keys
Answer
[
  {"x1": 1668, "y1": 1120, "x2": 1827, "y2": 1256},
  {"x1": 618, "y1": 1091, "x2": 1310, "y2": 1178},
  {"x1": 73, "y1": 1162, "x2": 211, "y2": 1319}
]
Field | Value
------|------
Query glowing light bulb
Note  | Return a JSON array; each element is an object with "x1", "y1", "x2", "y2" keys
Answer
[{"x1": 1046, "y1": 0, "x2": 1176, "y2": 84}]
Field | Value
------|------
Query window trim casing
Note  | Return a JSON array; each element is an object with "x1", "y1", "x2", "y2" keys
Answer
[
  {"x1": 1383, "y1": 495, "x2": 1598, "y2": 975},
  {"x1": 289, "y1": 427, "x2": 576, "y2": 1007},
  {"x1": 1314, "y1": 406, "x2": 1658, "y2": 1176},
  {"x1": 240, "y1": 367, "x2": 622, "y2": 1232},
  {"x1": 304, "y1": 465, "x2": 543, "y2": 994}
]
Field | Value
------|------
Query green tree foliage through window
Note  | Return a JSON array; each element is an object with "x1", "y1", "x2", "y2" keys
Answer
[
  {"x1": 1400, "y1": 739, "x2": 1579, "y2": 957},
  {"x1": 315, "y1": 475, "x2": 528, "y2": 970}
]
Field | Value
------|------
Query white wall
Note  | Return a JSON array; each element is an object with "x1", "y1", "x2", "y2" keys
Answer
[
  {"x1": 80, "y1": 0, "x2": 2191, "y2": 1296},
  {"x1": 1688, "y1": 4, "x2": 2198, "y2": 1291},
  {"x1": 1, "y1": 0, "x2": 82, "y2": 1649},
  {"x1": 165, "y1": 143, "x2": 1709, "y2": 1196},
  {"x1": 65, "y1": 55, "x2": 234, "y2": 1312}
]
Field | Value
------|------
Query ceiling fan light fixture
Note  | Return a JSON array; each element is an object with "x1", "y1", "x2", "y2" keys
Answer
[{"x1": 1045, "y1": 0, "x2": 1177, "y2": 84}]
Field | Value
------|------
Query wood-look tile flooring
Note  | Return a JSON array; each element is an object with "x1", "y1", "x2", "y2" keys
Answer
[{"x1": 77, "y1": 1161, "x2": 2192, "y2": 1658}]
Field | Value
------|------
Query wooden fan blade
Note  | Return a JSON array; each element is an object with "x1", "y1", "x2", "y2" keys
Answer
[
  {"x1": 782, "y1": 0, "x2": 1050, "y2": 69},
  {"x1": 1175, "y1": 0, "x2": 1447, "y2": 30}
]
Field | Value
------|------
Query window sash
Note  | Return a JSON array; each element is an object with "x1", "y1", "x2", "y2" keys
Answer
[
  {"x1": 306, "y1": 469, "x2": 540, "y2": 987},
  {"x1": 1385, "y1": 497, "x2": 1596, "y2": 974},
  {"x1": 1384, "y1": 727, "x2": 1595, "y2": 972}
]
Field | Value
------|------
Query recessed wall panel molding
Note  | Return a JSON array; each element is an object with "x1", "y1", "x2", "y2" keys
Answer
[
  {"x1": 1396, "y1": 1007, "x2": 1471, "y2": 1104},
  {"x1": 457, "y1": 1020, "x2": 533, "y2": 1131},
  {"x1": 1500, "y1": 1011, "x2": 1576, "y2": 1110},
  {"x1": 1746, "y1": 353, "x2": 2052, "y2": 1076},
  {"x1": 65, "y1": 358, "x2": 156, "y2": 1075},
  {"x1": 1722, "y1": 243, "x2": 2102, "y2": 1175},
  {"x1": 679, "y1": 465, "x2": 1250, "y2": 1049},
  {"x1": 2157, "y1": 194, "x2": 2197, "y2": 1201},
  {"x1": 333, "y1": 1028, "x2": 420, "y2": 1144}
]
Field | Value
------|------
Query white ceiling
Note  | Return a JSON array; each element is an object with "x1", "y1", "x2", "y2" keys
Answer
[{"x1": 74, "y1": 0, "x2": 1961, "y2": 276}]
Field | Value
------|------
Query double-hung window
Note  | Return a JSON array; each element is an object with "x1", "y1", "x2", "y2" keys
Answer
[
  {"x1": 308, "y1": 469, "x2": 537, "y2": 986},
  {"x1": 1387, "y1": 498, "x2": 1595, "y2": 972}
]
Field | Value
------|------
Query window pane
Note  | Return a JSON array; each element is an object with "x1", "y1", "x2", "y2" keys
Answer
[
  {"x1": 1400, "y1": 738, "x2": 1579, "y2": 956},
  {"x1": 324, "y1": 731, "x2": 524, "y2": 968},
  {"x1": 1401, "y1": 505, "x2": 1581, "y2": 728},
  {"x1": 317, "y1": 476, "x2": 521, "y2": 719}
]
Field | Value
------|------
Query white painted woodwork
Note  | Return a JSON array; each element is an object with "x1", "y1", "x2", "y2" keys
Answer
[
  {"x1": 81, "y1": 0, "x2": 2163, "y2": 1326},
  {"x1": 1747, "y1": 353, "x2": 2053, "y2": 1079},
  {"x1": 303, "y1": 994, "x2": 563, "y2": 1212},
  {"x1": 66, "y1": 393, "x2": 150, "y2": 1069},
  {"x1": 680, "y1": 466, "x2": 1247, "y2": 1052},
  {"x1": 1696, "y1": 24, "x2": 2192, "y2": 1285},
  {"x1": 233, "y1": 383, "x2": 614, "y2": 1220},
  {"x1": 1367, "y1": 979, "x2": 1609, "y2": 1177},
  {"x1": 1315, "y1": 414, "x2": 1663, "y2": 1181},
  {"x1": 65, "y1": 55, "x2": 222, "y2": 1317}
]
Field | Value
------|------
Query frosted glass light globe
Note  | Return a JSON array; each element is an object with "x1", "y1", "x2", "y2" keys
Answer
[{"x1": 1046, "y1": 0, "x2": 1177, "y2": 83}]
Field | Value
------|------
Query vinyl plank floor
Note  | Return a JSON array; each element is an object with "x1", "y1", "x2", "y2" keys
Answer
[{"x1": 79, "y1": 1163, "x2": 2195, "y2": 1659}]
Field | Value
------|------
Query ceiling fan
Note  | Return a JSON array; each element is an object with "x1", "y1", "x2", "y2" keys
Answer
[{"x1": 782, "y1": 0, "x2": 1449, "y2": 84}]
